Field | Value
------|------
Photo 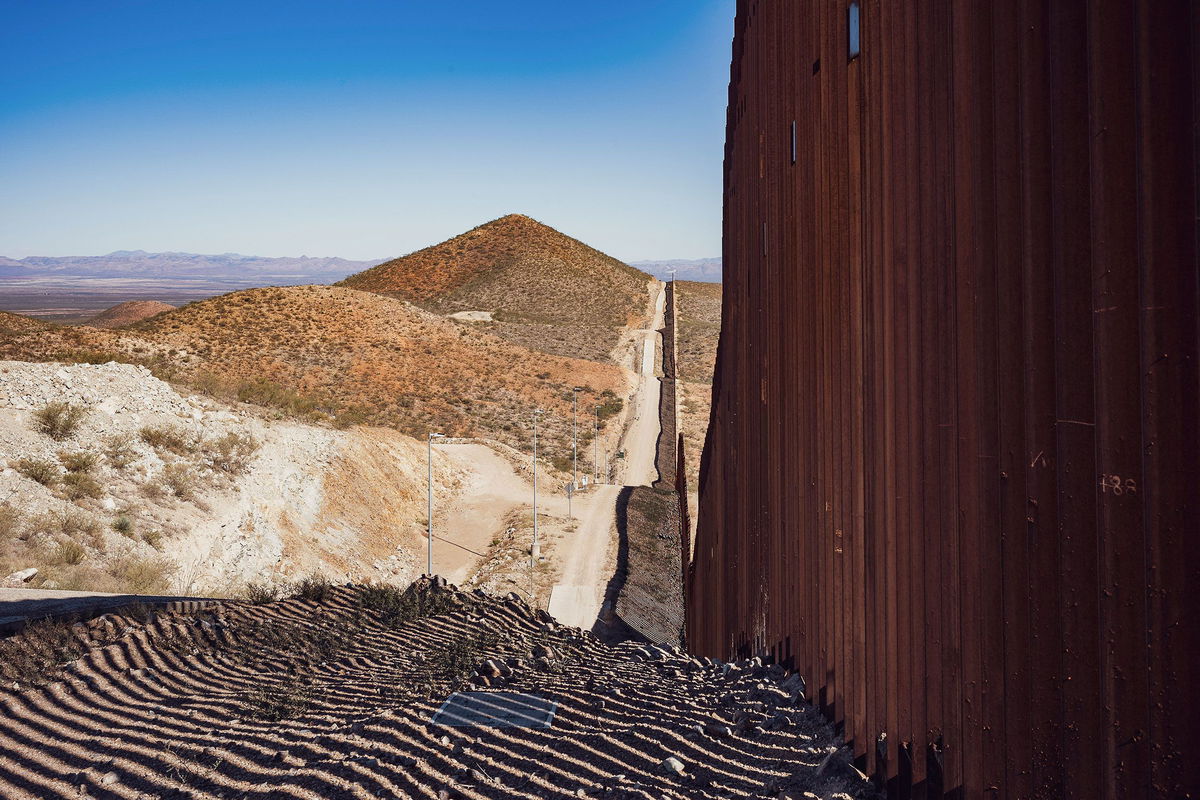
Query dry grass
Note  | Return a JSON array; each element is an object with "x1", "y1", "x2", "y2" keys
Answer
[
  {"x1": 58, "y1": 471, "x2": 102, "y2": 500},
  {"x1": 57, "y1": 450, "x2": 99, "y2": 473},
  {"x1": 203, "y1": 432, "x2": 259, "y2": 475},
  {"x1": 161, "y1": 463, "x2": 198, "y2": 501},
  {"x1": 139, "y1": 425, "x2": 194, "y2": 454},
  {"x1": 13, "y1": 458, "x2": 59, "y2": 486},
  {"x1": 102, "y1": 433, "x2": 138, "y2": 468},
  {"x1": 33, "y1": 402, "x2": 89, "y2": 441}
]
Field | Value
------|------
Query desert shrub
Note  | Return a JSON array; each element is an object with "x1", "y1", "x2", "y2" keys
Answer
[
  {"x1": 596, "y1": 390, "x2": 624, "y2": 422},
  {"x1": 238, "y1": 678, "x2": 315, "y2": 721},
  {"x1": 50, "y1": 538, "x2": 86, "y2": 565},
  {"x1": 59, "y1": 472, "x2": 102, "y2": 500},
  {"x1": 139, "y1": 425, "x2": 193, "y2": 454},
  {"x1": 110, "y1": 555, "x2": 174, "y2": 593},
  {"x1": 236, "y1": 379, "x2": 317, "y2": 416},
  {"x1": 357, "y1": 582, "x2": 462, "y2": 628},
  {"x1": 139, "y1": 481, "x2": 168, "y2": 501},
  {"x1": 424, "y1": 631, "x2": 502, "y2": 691},
  {"x1": 0, "y1": 504, "x2": 22, "y2": 542},
  {"x1": 161, "y1": 463, "x2": 197, "y2": 500},
  {"x1": 204, "y1": 432, "x2": 259, "y2": 475},
  {"x1": 111, "y1": 515, "x2": 134, "y2": 536},
  {"x1": 243, "y1": 582, "x2": 279, "y2": 605},
  {"x1": 0, "y1": 620, "x2": 84, "y2": 685},
  {"x1": 58, "y1": 450, "x2": 99, "y2": 473},
  {"x1": 141, "y1": 528, "x2": 163, "y2": 549},
  {"x1": 103, "y1": 433, "x2": 138, "y2": 468},
  {"x1": 290, "y1": 574, "x2": 332, "y2": 602},
  {"x1": 13, "y1": 458, "x2": 59, "y2": 486},
  {"x1": 33, "y1": 402, "x2": 88, "y2": 440},
  {"x1": 334, "y1": 406, "x2": 371, "y2": 429}
]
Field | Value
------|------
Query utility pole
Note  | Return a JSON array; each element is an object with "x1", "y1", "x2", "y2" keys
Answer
[
  {"x1": 595, "y1": 404, "x2": 601, "y2": 484},
  {"x1": 668, "y1": 267, "x2": 677, "y2": 285},
  {"x1": 426, "y1": 432, "x2": 445, "y2": 576},
  {"x1": 531, "y1": 409, "x2": 544, "y2": 565},
  {"x1": 572, "y1": 387, "x2": 582, "y2": 512}
]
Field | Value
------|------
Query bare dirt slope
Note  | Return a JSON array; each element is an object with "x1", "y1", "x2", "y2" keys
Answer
[
  {"x1": 84, "y1": 300, "x2": 175, "y2": 328},
  {"x1": 0, "y1": 580, "x2": 875, "y2": 799},
  {"x1": 339, "y1": 214, "x2": 654, "y2": 362},
  {"x1": 0, "y1": 361, "x2": 471, "y2": 596}
]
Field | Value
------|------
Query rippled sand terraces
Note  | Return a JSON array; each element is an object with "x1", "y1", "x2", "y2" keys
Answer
[{"x1": 0, "y1": 580, "x2": 874, "y2": 799}]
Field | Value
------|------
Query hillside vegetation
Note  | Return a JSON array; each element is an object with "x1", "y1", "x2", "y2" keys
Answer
[
  {"x1": 340, "y1": 214, "x2": 655, "y2": 362},
  {"x1": 84, "y1": 300, "x2": 176, "y2": 328},
  {"x1": 675, "y1": 281, "x2": 722, "y2": 503},
  {"x1": 0, "y1": 287, "x2": 625, "y2": 467}
]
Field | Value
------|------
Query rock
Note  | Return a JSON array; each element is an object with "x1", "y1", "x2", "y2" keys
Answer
[
  {"x1": 704, "y1": 722, "x2": 733, "y2": 738},
  {"x1": 660, "y1": 756, "x2": 686, "y2": 776},
  {"x1": 99, "y1": 771, "x2": 119, "y2": 786},
  {"x1": 4, "y1": 568, "x2": 37, "y2": 585}
]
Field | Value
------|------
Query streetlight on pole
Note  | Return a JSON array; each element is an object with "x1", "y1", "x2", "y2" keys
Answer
[
  {"x1": 594, "y1": 404, "x2": 601, "y2": 484},
  {"x1": 668, "y1": 267, "x2": 677, "y2": 285},
  {"x1": 427, "y1": 432, "x2": 445, "y2": 576},
  {"x1": 572, "y1": 387, "x2": 582, "y2": 508},
  {"x1": 531, "y1": 409, "x2": 544, "y2": 565}
]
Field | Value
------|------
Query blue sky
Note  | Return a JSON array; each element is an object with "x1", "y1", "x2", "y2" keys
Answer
[{"x1": 0, "y1": 1, "x2": 733, "y2": 261}]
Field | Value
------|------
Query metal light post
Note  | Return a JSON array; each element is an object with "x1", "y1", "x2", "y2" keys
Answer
[
  {"x1": 572, "y1": 387, "x2": 582, "y2": 512},
  {"x1": 426, "y1": 432, "x2": 445, "y2": 576},
  {"x1": 594, "y1": 404, "x2": 601, "y2": 484},
  {"x1": 668, "y1": 267, "x2": 677, "y2": 284},
  {"x1": 531, "y1": 409, "x2": 544, "y2": 565}
]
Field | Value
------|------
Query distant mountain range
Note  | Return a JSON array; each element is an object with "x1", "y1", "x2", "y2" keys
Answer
[
  {"x1": 0, "y1": 250, "x2": 385, "y2": 284},
  {"x1": 628, "y1": 258, "x2": 722, "y2": 283},
  {"x1": 0, "y1": 250, "x2": 722, "y2": 284}
]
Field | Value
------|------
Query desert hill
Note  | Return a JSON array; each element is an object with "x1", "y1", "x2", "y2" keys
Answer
[
  {"x1": 0, "y1": 311, "x2": 49, "y2": 336},
  {"x1": 131, "y1": 285, "x2": 624, "y2": 451},
  {"x1": 340, "y1": 214, "x2": 656, "y2": 362},
  {"x1": 0, "y1": 579, "x2": 875, "y2": 799},
  {"x1": 0, "y1": 287, "x2": 626, "y2": 466},
  {"x1": 84, "y1": 299, "x2": 175, "y2": 328}
]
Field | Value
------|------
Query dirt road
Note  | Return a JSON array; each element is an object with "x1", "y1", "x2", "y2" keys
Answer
[
  {"x1": 429, "y1": 443, "x2": 529, "y2": 585},
  {"x1": 548, "y1": 283, "x2": 665, "y2": 628}
]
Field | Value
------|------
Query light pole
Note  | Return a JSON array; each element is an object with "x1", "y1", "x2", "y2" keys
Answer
[
  {"x1": 427, "y1": 432, "x2": 445, "y2": 576},
  {"x1": 572, "y1": 387, "x2": 582, "y2": 510},
  {"x1": 595, "y1": 404, "x2": 601, "y2": 484},
  {"x1": 531, "y1": 409, "x2": 544, "y2": 565},
  {"x1": 668, "y1": 267, "x2": 677, "y2": 284}
]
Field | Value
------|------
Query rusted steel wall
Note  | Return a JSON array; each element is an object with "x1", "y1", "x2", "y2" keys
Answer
[{"x1": 689, "y1": 1, "x2": 1200, "y2": 797}]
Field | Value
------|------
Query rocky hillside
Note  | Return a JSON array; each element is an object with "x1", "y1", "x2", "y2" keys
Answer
[
  {"x1": 84, "y1": 300, "x2": 176, "y2": 328},
  {"x1": 340, "y1": 215, "x2": 656, "y2": 362},
  {"x1": 0, "y1": 288, "x2": 628, "y2": 469},
  {"x1": 0, "y1": 361, "x2": 468, "y2": 595},
  {"x1": 0, "y1": 579, "x2": 875, "y2": 799}
]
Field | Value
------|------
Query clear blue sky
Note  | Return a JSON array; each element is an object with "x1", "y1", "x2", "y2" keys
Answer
[{"x1": 0, "y1": 1, "x2": 733, "y2": 261}]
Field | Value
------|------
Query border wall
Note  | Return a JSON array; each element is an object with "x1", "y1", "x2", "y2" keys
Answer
[{"x1": 688, "y1": 2, "x2": 1200, "y2": 797}]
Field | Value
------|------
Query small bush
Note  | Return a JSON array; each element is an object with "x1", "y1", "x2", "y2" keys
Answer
[
  {"x1": 290, "y1": 574, "x2": 332, "y2": 602},
  {"x1": 103, "y1": 434, "x2": 138, "y2": 469},
  {"x1": 205, "y1": 432, "x2": 259, "y2": 475},
  {"x1": 13, "y1": 458, "x2": 59, "y2": 486},
  {"x1": 243, "y1": 582, "x2": 279, "y2": 605},
  {"x1": 111, "y1": 515, "x2": 134, "y2": 536},
  {"x1": 58, "y1": 450, "x2": 100, "y2": 473},
  {"x1": 33, "y1": 402, "x2": 88, "y2": 441},
  {"x1": 238, "y1": 678, "x2": 315, "y2": 721},
  {"x1": 59, "y1": 472, "x2": 102, "y2": 500},
  {"x1": 51, "y1": 539, "x2": 86, "y2": 565},
  {"x1": 141, "y1": 529, "x2": 163, "y2": 549},
  {"x1": 111, "y1": 555, "x2": 173, "y2": 593},
  {"x1": 139, "y1": 425, "x2": 193, "y2": 454},
  {"x1": 357, "y1": 582, "x2": 462, "y2": 628},
  {"x1": 0, "y1": 620, "x2": 84, "y2": 685},
  {"x1": 161, "y1": 463, "x2": 197, "y2": 500},
  {"x1": 0, "y1": 504, "x2": 20, "y2": 541}
]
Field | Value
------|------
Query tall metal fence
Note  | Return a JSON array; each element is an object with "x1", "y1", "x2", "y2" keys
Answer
[{"x1": 687, "y1": 2, "x2": 1199, "y2": 797}]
